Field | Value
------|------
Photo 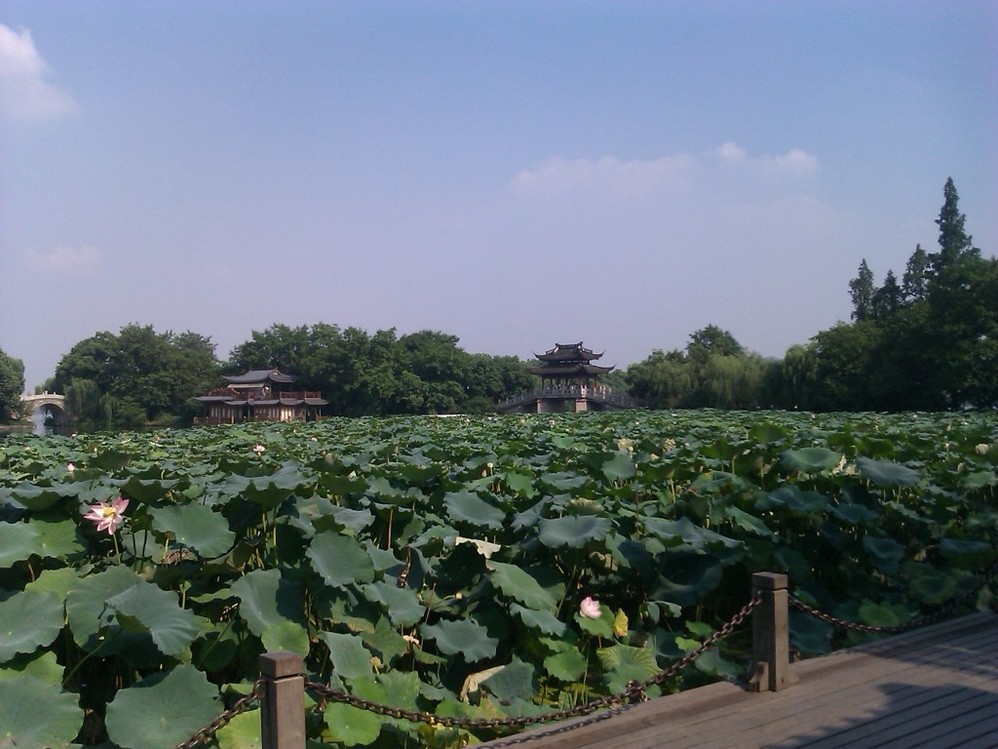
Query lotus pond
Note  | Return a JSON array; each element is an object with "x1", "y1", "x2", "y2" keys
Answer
[{"x1": 1, "y1": 410, "x2": 996, "y2": 748}]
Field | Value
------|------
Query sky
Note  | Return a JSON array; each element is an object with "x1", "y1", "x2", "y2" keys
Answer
[{"x1": 1, "y1": 1, "x2": 996, "y2": 391}]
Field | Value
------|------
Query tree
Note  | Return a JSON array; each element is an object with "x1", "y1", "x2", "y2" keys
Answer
[
  {"x1": 901, "y1": 244, "x2": 930, "y2": 303},
  {"x1": 931, "y1": 177, "x2": 977, "y2": 275},
  {"x1": 686, "y1": 325, "x2": 744, "y2": 363},
  {"x1": 52, "y1": 325, "x2": 220, "y2": 427},
  {"x1": 849, "y1": 260, "x2": 876, "y2": 321},
  {"x1": 0, "y1": 348, "x2": 25, "y2": 421},
  {"x1": 871, "y1": 270, "x2": 903, "y2": 320}
]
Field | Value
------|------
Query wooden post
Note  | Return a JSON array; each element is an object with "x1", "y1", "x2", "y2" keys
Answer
[
  {"x1": 259, "y1": 652, "x2": 306, "y2": 749},
  {"x1": 748, "y1": 572, "x2": 798, "y2": 692}
]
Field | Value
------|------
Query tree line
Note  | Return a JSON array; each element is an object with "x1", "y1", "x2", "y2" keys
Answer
[{"x1": 1, "y1": 178, "x2": 992, "y2": 427}]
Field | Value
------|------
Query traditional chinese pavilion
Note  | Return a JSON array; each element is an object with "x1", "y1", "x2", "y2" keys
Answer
[
  {"x1": 498, "y1": 342, "x2": 635, "y2": 413},
  {"x1": 194, "y1": 369, "x2": 327, "y2": 424}
]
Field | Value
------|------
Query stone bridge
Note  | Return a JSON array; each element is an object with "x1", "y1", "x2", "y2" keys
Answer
[{"x1": 20, "y1": 392, "x2": 69, "y2": 425}]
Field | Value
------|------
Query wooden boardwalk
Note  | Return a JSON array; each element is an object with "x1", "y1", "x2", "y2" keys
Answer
[{"x1": 479, "y1": 610, "x2": 998, "y2": 749}]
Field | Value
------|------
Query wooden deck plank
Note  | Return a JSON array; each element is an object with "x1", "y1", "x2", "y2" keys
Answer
[{"x1": 478, "y1": 611, "x2": 997, "y2": 749}]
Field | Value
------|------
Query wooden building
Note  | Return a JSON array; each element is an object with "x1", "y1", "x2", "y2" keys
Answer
[
  {"x1": 498, "y1": 342, "x2": 635, "y2": 413},
  {"x1": 194, "y1": 369, "x2": 327, "y2": 424}
]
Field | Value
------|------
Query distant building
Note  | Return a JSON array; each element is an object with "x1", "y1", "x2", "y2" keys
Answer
[
  {"x1": 194, "y1": 369, "x2": 327, "y2": 424},
  {"x1": 498, "y1": 342, "x2": 635, "y2": 413}
]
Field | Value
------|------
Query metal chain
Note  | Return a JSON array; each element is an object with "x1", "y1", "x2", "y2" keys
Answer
[
  {"x1": 304, "y1": 592, "x2": 762, "y2": 734},
  {"x1": 790, "y1": 557, "x2": 998, "y2": 635},
  {"x1": 174, "y1": 679, "x2": 264, "y2": 749}
]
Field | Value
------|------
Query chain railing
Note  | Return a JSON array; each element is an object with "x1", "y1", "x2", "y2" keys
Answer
[
  {"x1": 789, "y1": 556, "x2": 998, "y2": 635},
  {"x1": 175, "y1": 561, "x2": 997, "y2": 748},
  {"x1": 175, "y1": 585, "x2": 764, "y2": 749}
]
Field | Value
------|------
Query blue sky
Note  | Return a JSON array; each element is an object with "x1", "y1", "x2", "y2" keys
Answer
[{"x1": 2, "y1": 1, "x2": 995, "y2": 390}]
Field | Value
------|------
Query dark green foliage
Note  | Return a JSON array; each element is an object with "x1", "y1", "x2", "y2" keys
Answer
[
  {"x1": 227, "y1": 323, "x2": 533, "y2": 416},
  {"x1": 52, "y1": 324, "x2": 220, "y2": 428},
  {"x1": 0, "y1": 348, "x2": 25, "y2": 421}
]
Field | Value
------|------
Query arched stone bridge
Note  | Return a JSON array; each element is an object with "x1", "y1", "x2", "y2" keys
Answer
[{"x1": 20, "y1": 392, "x2": 69, "y2": 425}]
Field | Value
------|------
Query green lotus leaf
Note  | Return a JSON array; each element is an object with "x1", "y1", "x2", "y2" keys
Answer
[
  {"x1": 0, "y1": 650, "x2": 64, "y2": 684},
  {"x1": 651, "y1": 552, "x2": 723, "y2": 607},
  {"x1": 856, "y1": 457, "x2": 920, "y2": 487},
  {"x1": 510, "y1": 603, "x2": 566, "y2": 636},
  {"x1": 319, "y1": 631, "x2": 375, "y2": 680},
  {"x1": 780, "y1": 447, "x2": 842, "y2": 473},
  {"x1": 307, "y1": 531, "x2": 376, "y2": 588},
  {"x1": 361, "y1": 580, "x2": 425, "y2": 627},
  {"x1": 323, "y1": 702, "x2": 383, "y2": 746},
  {"x1": 33, "y1": 518, "x2": 85, "y2": 561},
  {"x1": 858, "y1": 601, "x2": 903, "y2": 628},
  {"x1": 503, "y1": 470, "x2": 536, "y2": 496},
  {"x1": 596, "y1": 643, "x2": 659, "y2": 693},
  {"x1": 261, "y1": 620, "x2": 310, "y2": 656},
  {"x1": 0, "y1": 522, "x2": 39, "y2": 567},
  {"x1": 105, "y1": 581, "x2": 205, "y2": 656},
  {"x1": 962, "y1": 469, "x2": 997, "y2": 490},
  {"x1": 443, "y1": 489, "x2": 505, "y2": 530},
  {"x1": 749, "y1": 422, "x2": 790, "y2": 445},
  {"x1": 481, "y1": 660, "x2": 535, "y2": 701},
  {"x1": 939, "y1": 537, "x2": 994, "y2": 568},
  {"x1": 831, "y1": 503, "x2": 880, "y2": 526},
  {"x1": 362, "y1": 616, "x2": 410, "y2": 662},
  {"x1": 231, "y1": 568, "x2": 305, "y2": 636},
  {"x1": 113, "y1": 475, "x2": 179, "y2": 503},
  {"x1": 538, "y1": 515, "x2": 612, "y2": 549},
  {"x1": 694, "y1": 647, "x2": 740, "y2": 680},
  {"x1": 0, "y1": 590, "x2": 64, "y2": 662},
  {"x1": 602, "y1": 451, "x2": 636, "y2": 481},
  {"x1": 105, "y1": 665, "x2": 222, "y2": 749},
  {"x1": 0, "y1": 674, "x2": 83, "y2": 749},
  {"x1": 575, "y1": 605, "x2": 615, "y2": 638},
  {"x1": 490, "y1": 562, "x2": 558, "y2": 611},
  {"x1": 25, "y1": 567, "x2": 80, "y2": 599},
  {"x1": 215, "y1": 709, "x2": 261, "y2": 749},
  {"x1": 420, "y1": 619, "x2": 498, "y2": 661},
  {"x1": 862, "y1": 535, "x2": 905, "y2": 572},
  {"x1": 765, "y1": 485, "x2": 829, "y2": 514},
  {"x1": 719, "y1": 506, "x2": 775, "y2": 538},
  {"x1": 66, "y1": 565, "x2": 144, "y2": 651},
  {"x1": 543, "y1": 648, "x2": 587, "y2": 681},
  {"x1": 642, "y1": 516, "x2": 740, "y2": 551},
  {"x1": 908, "y1": 565, "x2": 955, "y2": 604},
  {"x1": 150, "y1": 502, "x2": 236, "y2": 557},
  {"x1": 6, "y1": 481, "x2": 71, "y2": 511},
  {"x1": 325, "y1": 505, "x2": 376, "y2": 533}
]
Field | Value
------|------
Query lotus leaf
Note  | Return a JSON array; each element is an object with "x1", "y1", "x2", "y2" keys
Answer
[
  {"x1": 543, "y1": 647, "x2": 588, "y2": 681},
  {"x1": 323, "y1": 702, "x2": 384, "y2": 746},
  {"x1": 538, "y1": 515, "x2": 612, "y2": 548},
  {"x1": 307, "y1": 531, "x2": 376, "y2": 588},
  {"x1": 6, "y1": 481, "x2": 71, "y2": 511},
  {"x1": 0, "y1": 590, "x2": 64, "y2": 662},
  {"x1": 361, "y1": 580, "x2": 424, "y2": 626},
  {"x1": 862, "y1": 536, "x2": 905, "y2": 572},
  {"x1": 510, "y1": 603, "x2": 566, "y2": 636},
  {"x1": 0, "y1": 521, "x2": 39, "y2": 567},
  {"x1": 231, "y1": 568, "x2": 305, "y2": 636},
  {"x1": 106, "y1": 581, "x2": 205, "y2": 656},
  {"x1": 420, "y1": 619, "x2": 498, "y2": 661},
  {"x1": 105, "y1": 665, "x2": 222, "y2": 749},
  {"x1": 490, "y1": 562, "x2": 558, "y2": 611},
  {"x1": 652, "y1": 552, "x2": 724, "y2": 606},
  {"x1": 0, "y1": 674, "x2": 83, "y2": 749},
  {"x1": 443, "y1": 489, "x2": 505, "y2": 530},
  {"x1": 602, "y1": 451, "x2": 636, "y2": 481},
  {"x1": 261, "y1": 620, "x2": 310, "y2": 655},
  {"x1": 320, "y1": 631, "x2": 375, "y2": 680},
  {"x1": 575, "y1": 604, "x2": 615, "y2": 638},
  {"x1": 114, "y1": 475, "x2": 179, "y2": 503},
  {"x1": 66, "y1": 565, "x2": 144, "y2": 651},
  {"x1": 151, "y1": 502, "x2": 236, "y2": 557},
  {"x1": 939, "y1": 537, "x2": 994, "y2": 568},
  {"x1": 856, "y1": 457, "x2": 920, "y2": 487},
  {"x1": 481, "y1": 660, "x2": 535, "y2": 701},
  {"x1": 596, "y1": 643, "x2": 658, "y2": 693},
  {"x1": 215, "y1": 709, "x2": 262, "y2": 749},
  {"x1": 780, "y1": 447, "x2": 842, "y2": 473}
]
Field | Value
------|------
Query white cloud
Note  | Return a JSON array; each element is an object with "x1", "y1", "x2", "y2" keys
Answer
[
  {"x1": 511, "y1": 154, "x2": 696, "y2": 197},
  {"x1": 715, "y1": 142, "x2": 748, "y2": 162},
  {"x1": 713, "y1": 142, "x2": 820, "y2": 177},
  {"x1": 27, "y1": 246, "x2": 101, "y2": 271},
  {"x1": 0, "y1": 24, "x2": 77, "y2": 119}
]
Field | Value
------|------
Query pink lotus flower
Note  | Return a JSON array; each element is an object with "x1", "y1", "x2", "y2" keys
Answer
[
  {"x1": 83, "y1": 496, "x2": 129, "y2": 535},
  {"x1": 579, "y1": 596, "x2": 602, "y2": 619},
  {"x1": 253, "y1": 444, "x2": 266, "y2": 454}
]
